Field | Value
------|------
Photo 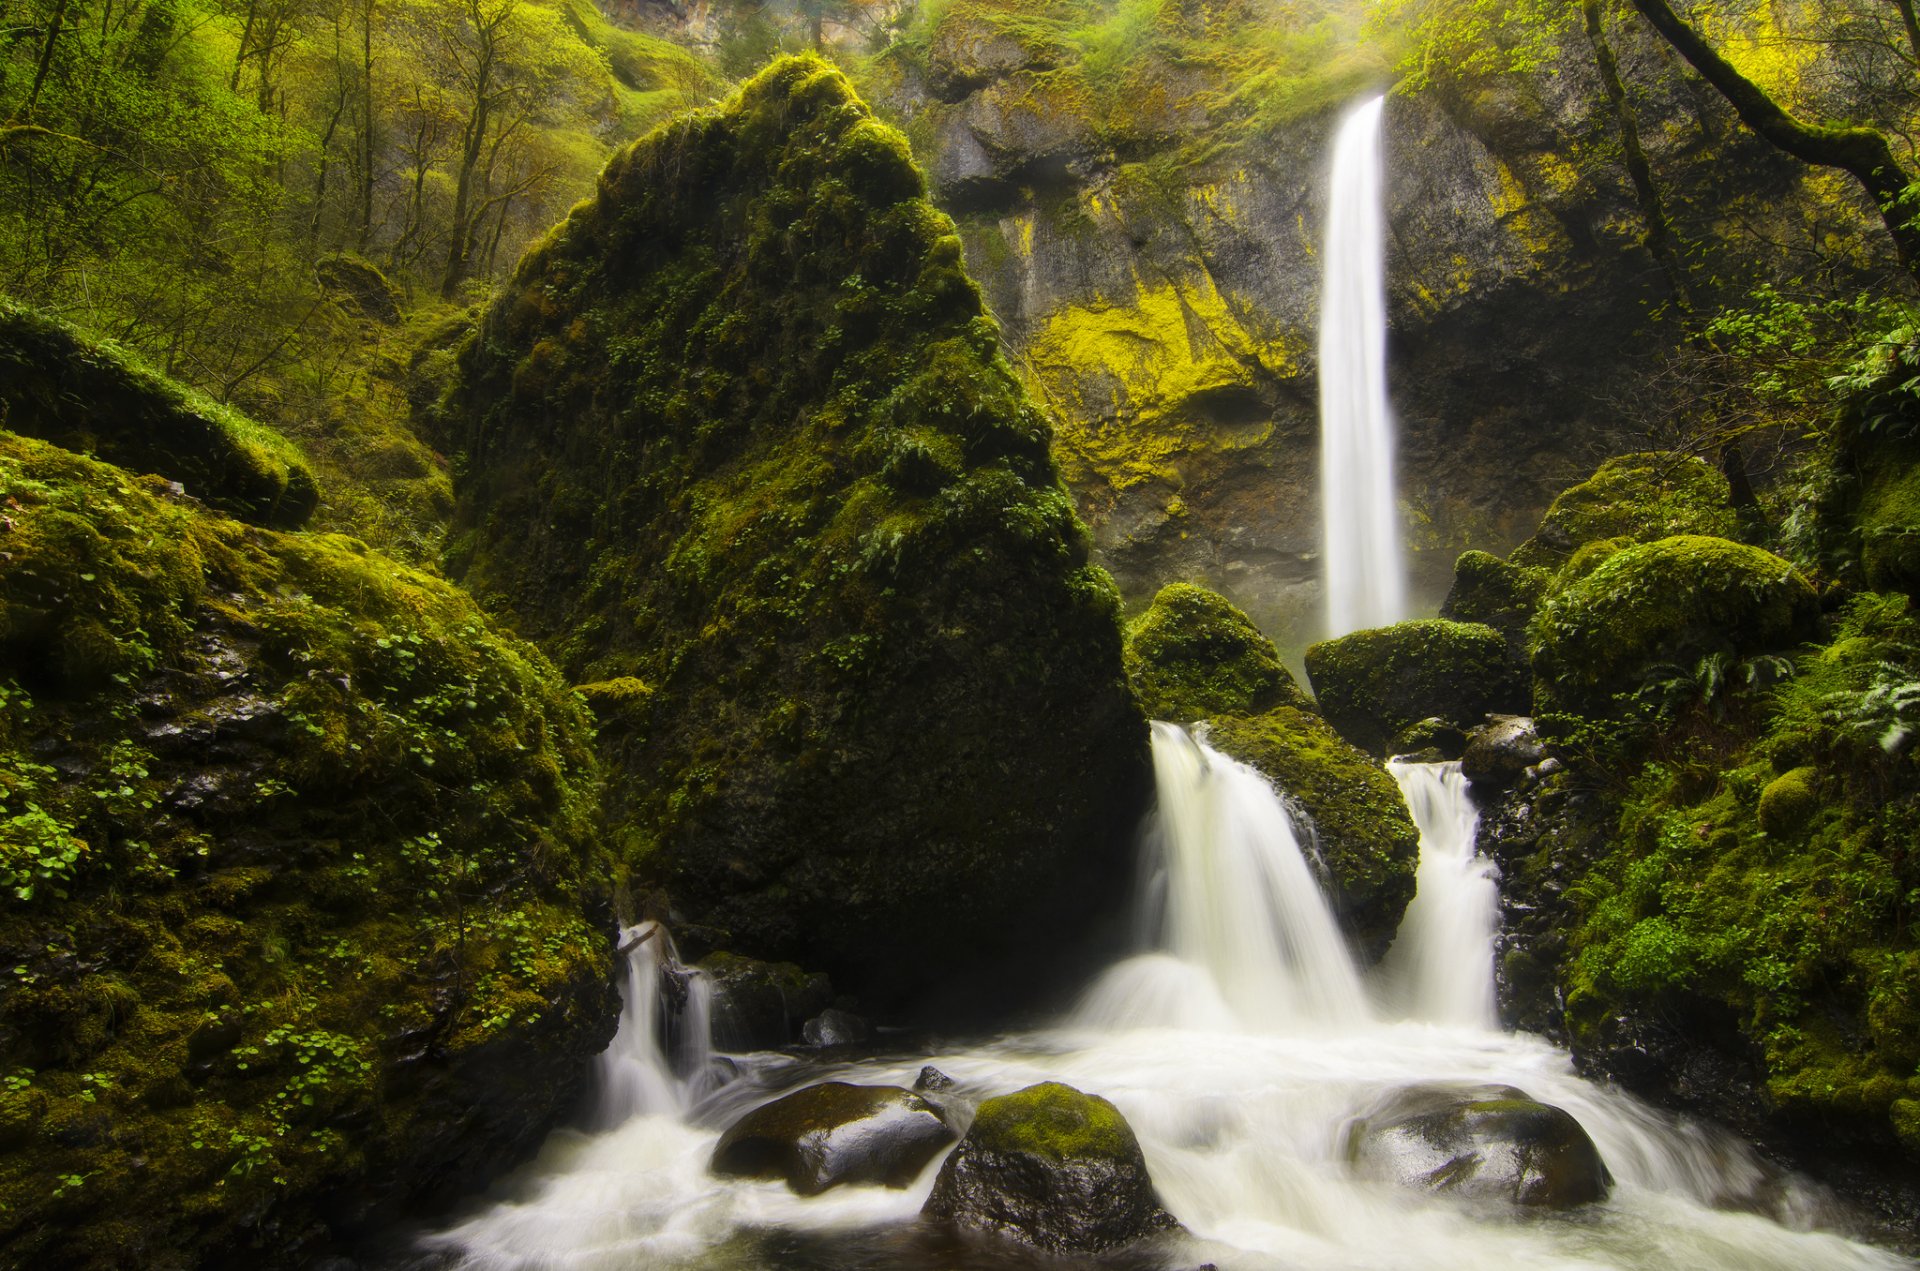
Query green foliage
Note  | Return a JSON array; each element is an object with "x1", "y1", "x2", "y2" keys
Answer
[
  {"x1": 1369, "y1": 0, "x2": 1573, "y2": 93},
  {"x1": 0, "y1": 428, "x2": 614, "y2": 1266},
  {"x1": 436, "y1": 55, "x2": 1146, "y2": 998}
]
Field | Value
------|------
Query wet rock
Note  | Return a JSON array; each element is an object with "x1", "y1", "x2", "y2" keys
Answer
[
  {"x1": 915, "y1": 1065, "x2": 956, "y2": 1093},
  {"x1": 801, "y1": 1008, "x2": 871, "y2": 1047},
  {"x1": 1346, "y1": 1084, "x2": 1611, "y2": 1208},
  {"x1": 1394, "y1": 716, "x2": 1467, "y2": 761},
  {"x1": 923, "y1": 1081, "x2": 1179, "y2": 1253},
  {"x1": 710, "y1": 1082, "x2": 956, "y2": 1195},
  {"x1": 697, "y1": 952, "x2": 833, "y2": 1050},
  {"x1": 1461, "y1": 716, "x2": 1545, "y2": 794}
]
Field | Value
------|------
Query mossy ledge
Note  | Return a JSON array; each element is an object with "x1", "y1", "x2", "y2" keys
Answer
[
  {"x1": 433, "y1": 55, "x2": 1148, "y2": 1006},
  {"x1": 0, "y1": 300, "x2": 319, "y2": 530},
  {"x1": 0, "y1": 430, "x2": 613, "y2": 1268}
]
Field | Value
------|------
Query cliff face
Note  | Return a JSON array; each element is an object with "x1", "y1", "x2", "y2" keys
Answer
[
  {"x1": 434, "y1": 55, "x2": 1148, "y2": 1009},
  {"x1": 871, "y1": 0, "x2": 1859, "y2": 649}
]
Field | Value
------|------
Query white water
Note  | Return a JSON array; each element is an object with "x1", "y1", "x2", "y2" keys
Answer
[
  {"x1": 1379, "y1": 760, "x2": 1500, "y2": 1028},
  {"x1": 1319, "y1": 93, "x2": 1407, "y2": 636},
  {"x1": 589, "y1": 922, "x2": 718, "y2": 1127},
  {"x1": 419, "y1": 729, "x2": 1911, "y2": 1271}
]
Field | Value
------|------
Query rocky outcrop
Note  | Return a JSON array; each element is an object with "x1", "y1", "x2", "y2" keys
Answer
[
  {"x1": 1125, "y1": 582, "x2": 1311, "y2": 720},
  {"x1": 697, "y1": 952, "x2": 835, "y2": 1051},
  {"x1": 710, "y1": 1082, "x2": 956, "y2": 1194},
  {"x1": 1306, "y1": 619, "x2": 1526, "y2": 754},
  {"x1": 923, "y1": 1081, "x2": 1178, "y2": 1254},
  {"x1": 432, "y1": 56, "x2": 1149, "y2": 1007},
  {"x1": 0, "y1": 429, "x2": 613, "y2": 1268},
  {"x1": 1346, "y1": 1084, "x2": 1612, "y2": 1208}
]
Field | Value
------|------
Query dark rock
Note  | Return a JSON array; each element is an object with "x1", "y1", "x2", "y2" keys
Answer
[
  {"x1": 1346, "y1": 1084, "x2": 1612, "y2": 1208},
  {"x1": 801, "y1": 1008, "x2": 871, "y2": 1048},
  {"x1": 710, "y1": 1082, "x2": 956, "y2": 1195},
  {"x1": 1394, "y1": 716, "x2": 1468, "y2": 761},
  {"x1": 314, "y1": 252, "x2": 402, "y2": 325},
  {"x1": 915, "y1": 1065, "x2": 956, "y2": 1093},
  {"x1": 923, "y1": 1081, "x2": 1179, "y2": 1254},
  {"x1": 697, "y1": 952, "x2": 833, "y2": 1050},
  {"x1": 1461, "y1": 715, "x2": 1545, "y2": 793}
]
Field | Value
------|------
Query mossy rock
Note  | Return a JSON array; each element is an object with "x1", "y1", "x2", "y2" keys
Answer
[
  {"x1": 433, "y1": 55, "x2": 1147, "y2": 1006},
  {"x1": 1508, "y1": 452, "x2": 1739, "y2": 572},
  {"x1": 1855, "y1": 452, "x2": 1920, "y2": 595},
  {"x1": 1528, "y1": 535, "x2": 1820, "y2": 717},
  {"x1": 1439, "y1": 550, "x2": 1549, "y2": 672},
  {"x1": 314, "y1": 253, "x2": 401, "y2": 325},
  {"x1": 1756, "y1": 766, "x2": 1820, "y2": 838},
  {"x1": 697, "y1": 951, "x2": 833, "y2": 1049},
  {"x1": 1346, "y1": 1083, "x2": 1612, "y2": 1209},
  {"x1": 0, "y1": 432, "x2": 613, "y2": 1268},
  {"x1": 1304, "y1": 620, "x2": 1525, "y2": 756},
  {"x1": 1203, "y1": 708, "x2": 1419, "y2": 955},
  {"x1": 1124, "y1": 582, "x2": 1310, "y2": 721},
  {"x1": 923, "y1": 1081, "x2": 1178, "y2": 1253},
  {"x1": 0, "y1": 299, "x2": 319, "y2": 529}
]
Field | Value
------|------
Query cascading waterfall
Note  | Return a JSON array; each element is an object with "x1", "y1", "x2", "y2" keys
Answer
[
  {"x1": 1319, "y1": 93, "x2": 1407, "y2": 636},
  {"x1": 420, "y1": 733, "x2": 1907, "y2": 1269},
  {"x1": 590, "y1": 921, "x2": 717, "y2": 1127},
  {"x1": 1379, "y1": 760, "x2": 1499, "y2": 1028}
]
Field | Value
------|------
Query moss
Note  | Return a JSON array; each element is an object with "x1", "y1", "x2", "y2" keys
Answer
[
  {"x1": 434, "y1": 55, "x2": 1147, "y2": 1005},
  {"x1": 1124, "y1": 582, "x2": 1309, "y2": 720},
  {"x1": 965, "y1": 1082, "x2": 1135, "y2": 1163},
  {"x1": 1439, "y1": 549, "x2": 1549, "y2": 676},
  {"x1": 1508, "y1": 453, "x2": 1741, "y2": 572},
  {"x1": 1893, "y1": 1099, "x2": 1920, "y2": 1155},
  {"x1": 0, "y1": 299, "x2": 319, "y2": 529},
  {"x1": 1304, "y1": 619, "x2": 1525, "y2": 756},
  {"x1": 0, "y1": 431, "x2": 613, "y2": 1268},
  {"x1": 1756, "y1": 766, "x2": 1819, "y2": 838},
  {"x1": 1528, "y1": 535, "x2": 1820, "y2": 718},
  {"x1": 1204, "y1": 707, "x2": 1419, "y2": 952}
]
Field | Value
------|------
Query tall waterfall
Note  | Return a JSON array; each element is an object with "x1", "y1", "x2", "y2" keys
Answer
[
  {"x1": 1380, "y1": 761, "x2": 1499, "y2": 1027},
  {"x1": 1319, "y1": 94, "x2": 1406, "y2": 636}
]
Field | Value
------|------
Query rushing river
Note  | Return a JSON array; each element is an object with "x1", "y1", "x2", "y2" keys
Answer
[{"x1": 411, "y1": 724, "x2": 1912, "y2": 1271}]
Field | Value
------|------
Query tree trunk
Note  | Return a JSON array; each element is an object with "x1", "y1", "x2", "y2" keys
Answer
[
  {"x1": 1893, "y1": 0, "x2": 1920, "y2": 67},
  {"x1": 440, "y1": 94, "x2": 490, "y2": 298},
  {"x1": 1585, "y1": 0, "x2": 1689, "y2": 306},
  {"x1": 14, "y1": 0, "x2": 73, "y2": 123},
  {"x1": 1628, "y1": 0, "x2": 1920, "y2": 284},
  {"x1": 356, "y1": 0, "x2": 375, "y2": 251}
]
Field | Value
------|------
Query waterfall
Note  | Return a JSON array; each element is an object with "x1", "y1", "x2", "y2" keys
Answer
[
  {"x1": 1319, "y1": 93, "x2": 1406, "y2": 636},
  {"x1": 1076, "y1": 723, "x2": 1369, "y2": 1033},
  {"x1": 1380, "y1": 761, "x2": 1499, "y2": 1028},
  {"x1": 589, "y1": 921, "x2": 717, "y2": 1127}
]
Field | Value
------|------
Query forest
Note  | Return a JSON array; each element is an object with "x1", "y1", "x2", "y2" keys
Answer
[{"x1": 3, "y1": 0, "x2": 1920, "y2": 1268}]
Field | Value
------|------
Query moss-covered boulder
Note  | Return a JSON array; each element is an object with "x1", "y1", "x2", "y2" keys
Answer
[
  {"x1": 1305, "y1": 620, "x2": 1525, "y2": 756},
  {"x1": 1204, "y1": 710, "x2": 1419, "y2": 955},
  {"x1": 710, "y1": 1081, "x2": 956, "y2": 1194},
  {"x1": 1756, "y1": 766, "x2": 1820, "y2": 838},
  {"x1": 1508, "y1": 453, "x2": 1740, "y2": 572},
  {"x1": 432, "y1": 55, "x2": 1147, "y2": 1005},
  {"x1": 0, "y1": 299, "x2": 319, "y2": 529},
  {"x1": 1346, "y1": 1084, "x2": 1612, "y2": 1208},
  {"x1": 1439, "y1": 550, "x2": 1548, "y2": 675},
  {"x1": 1528, "y1": 536, "x2": 1821, "y2": 717},
  {"x1": 923, "y1": 1082, "x2": 1178, "y2": 1253},
  {"x1": 1124, "y1": 582, "x2": 1311, "y2": 720},
  {"x1": 0, "y1": 432, "x2": 613, "y2": 1267}
]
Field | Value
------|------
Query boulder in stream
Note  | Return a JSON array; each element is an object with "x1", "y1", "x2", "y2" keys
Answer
[
  {"x1": 1306, "y1": 619, "x2": 1527, "y2": 756},
  {"x1": 1461, "y1": 715, "x2": 1546, "y2": 794},
  {"x1": 710, "y1": 1082, "x2": 956, "y2": 1195},
  {"x1": 1346, "y1": 1084, "x2": 1612, "y2": 1208},
  {"x1": 923, "y1": 1081, "x2": 1179, "y2": 1253}
]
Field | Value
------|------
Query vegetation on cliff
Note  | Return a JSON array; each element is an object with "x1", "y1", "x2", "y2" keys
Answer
[
  {"x1": 0, "y1": 425, "x2": 612, "y2": 1266},
  {"x1": 434, "y1": 54, "x2": 1146, "y2": 1002}
]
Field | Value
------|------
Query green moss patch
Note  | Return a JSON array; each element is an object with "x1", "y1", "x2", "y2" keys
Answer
[
  {"x1": 1508, "y1": 452, "x2": 1740, "y2": 572},
  {"x1": 1305, "y1": 619, "x2": 1524, "y2": 755},
  {"x1": 1124, "y1": 582, "x2": 1309, "y2": 721},
  {"x1": 0, "y1": 299, "x2": 319, "y2": 529},
  {"x1": 0, "y1": 432, "x2": 612, "y2": 1266}
]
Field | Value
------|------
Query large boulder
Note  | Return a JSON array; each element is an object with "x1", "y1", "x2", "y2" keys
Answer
[
  {"x1": 710, "y1": 1082, "x2": 956, "y2": 1195},
  {"x1": 1439, "y1": 549, "x2": 1548, "y2": 676},
  {"x1": 0, "y1": 299, "x2": 319, "y2": 529},
  {"x1": 697, "y1": 952, "x2": 834, "y2": 1051},
  {"x1": 923, "y1": 1082, "x2": 1178, "y2": 1254},
  {"x1": 1204, "y1": 709, "x2": 1419, "y2": 956},
  {"x1": 1124, "y1": 582, "x2": 1312, "y2": 720},
  {"x1": 1508, "y1": 453, "x2": 1741, "y2": 572},
  {"x1": 431, "y1": 56, "x2": 1148, "y2": 1005},
  {"x1": 0, "y1": 432, "x2": 613, "y2": 1267},
  {"x1": 1346, "y1": 1084, "x2": 1612, "y2": 1208},
  {"x1": 1528, "y1": 535, "x2": 1821, "y2": 716},
  {"x1": 1305, "y1": 620, "x2": 1526, "y2": 755}
]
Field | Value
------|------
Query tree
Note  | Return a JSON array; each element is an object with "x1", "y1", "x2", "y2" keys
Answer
[{"x1": 1626, "y1": 0, "x2": 1920, "y2": 285}]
